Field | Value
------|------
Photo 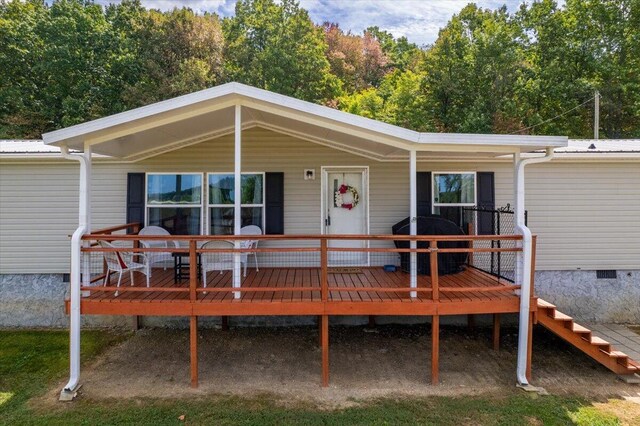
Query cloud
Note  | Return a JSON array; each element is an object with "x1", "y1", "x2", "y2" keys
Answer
[
  {"x1": 86, "y1": 0, "x2": 566, "y2": 45},
  {"x1": 298, "y1": 0, "x2": 551, "y2": 46},
  {"x1": 91, "y1": 0, "x2": 234, "y2": 14}
]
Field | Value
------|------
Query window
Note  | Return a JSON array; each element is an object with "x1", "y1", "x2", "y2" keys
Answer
[
  {"x1": 432, "y1": 172, "x2": 476, "y2": 207},
  {"x1": 146, "y1": 173, "x2": 202, "y2": 235},
  {"x1": 208, "y1": 173, "x2": 264, "y2": 235}
]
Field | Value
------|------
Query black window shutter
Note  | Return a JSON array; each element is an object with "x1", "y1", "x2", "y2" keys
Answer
[
  {"x1": 416, "y1": 172, "x2": 432, "y2": 217},
  {"x1": 476, "y1": 172, "x2": 495, "y2": 235},
  {"x1": 265, "y1": 172, "x2": 284, "y2": 234},
  {"x1": 126, "y1": 173, "x2": 145, "y2": 233}
]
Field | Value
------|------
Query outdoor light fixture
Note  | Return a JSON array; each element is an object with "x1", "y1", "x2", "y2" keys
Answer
[{"x1": 304, "y1": 169, "x2": 315, "y2": 180}]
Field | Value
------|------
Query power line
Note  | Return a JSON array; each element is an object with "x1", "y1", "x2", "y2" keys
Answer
[{"x1": 510, "y1": 97, "x2": 594, "y2": 134}]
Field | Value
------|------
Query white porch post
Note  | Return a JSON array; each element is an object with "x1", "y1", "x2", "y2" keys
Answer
[
  {"x1": 59, "y1": 143, "x2": 92, "y2": 400},
  {"x1": 233, "y1": 105, "x2": 242, "y2": 299},
  {"x1": 409, "y1": 149, "x2": 417, "y2": 298}
]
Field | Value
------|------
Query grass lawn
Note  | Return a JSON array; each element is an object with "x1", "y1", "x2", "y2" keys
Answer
[{"x1": 0, "y1": 329, "x2": 635, "y2": 425}]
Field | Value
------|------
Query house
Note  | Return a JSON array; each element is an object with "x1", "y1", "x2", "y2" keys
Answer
[{"x1": 0, "y1": 83, "x2": 638, "y2": 398}]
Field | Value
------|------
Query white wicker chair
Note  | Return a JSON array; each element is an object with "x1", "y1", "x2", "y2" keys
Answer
[
  {"x1": 98, "y1": 240, "x2": 150, "y2": 296},
  {"x1": 201, "y1": 240, "x2": 235, "y2": 288},
  {"x1": 239, "y1": 225, "x2": 262, "y2": 277},
  {"x1": 138, "y1": 226, "x2": 179, "y2": 271}
]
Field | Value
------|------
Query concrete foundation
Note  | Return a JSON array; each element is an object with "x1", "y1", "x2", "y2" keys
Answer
[
  {"x1": 1, "y1": 270, "x2": 638, "y2": 328},
  {"x1": 535, "y1": 270, "x2": 640, "y2": 323}
]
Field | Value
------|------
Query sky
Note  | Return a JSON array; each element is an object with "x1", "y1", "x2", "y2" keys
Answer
[{"x1": 88, "y1": 0, "x2": 566, "y2": 46}]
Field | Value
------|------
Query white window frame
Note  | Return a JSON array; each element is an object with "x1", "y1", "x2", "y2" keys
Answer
[
  {"x1": 145, "y1": 172, "x2": 205, "y2": 235},
  {"x1": 432, "y1": 171, "x2": 477, "y2": 211},
  {"x1": 206, "y1": 172, "x2": 266, "y2": 235}
]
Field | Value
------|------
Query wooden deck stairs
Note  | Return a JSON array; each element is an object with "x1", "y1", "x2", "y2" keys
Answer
[{"x1": 536, "y1": 299, "x2": 640, "y2": 379}]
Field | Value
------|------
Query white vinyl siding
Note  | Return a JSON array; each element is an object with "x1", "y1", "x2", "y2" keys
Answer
[
  {"x1": 1, "y1": 128, "x2": 639, "y2": 273},
  {"x1": 523, "y1": 162, "x2": 640, "y2": 270},
  {"x1": 0, "y1": 163, "x2": 79, "y2": 272}
]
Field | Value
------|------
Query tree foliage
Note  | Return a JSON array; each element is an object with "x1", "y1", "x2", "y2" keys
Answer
[
  {"x1": 324, "y1": 23, "x2": 388, "y2": 91},
  {"x1": 0, "y1": 0, "x2": 638, "y2": 139},
  {"x1": 223, "y1": 0, "x2": 338, "y2": 102}
]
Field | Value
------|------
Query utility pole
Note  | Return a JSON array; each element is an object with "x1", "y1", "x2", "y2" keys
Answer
[{"x1": 594, "y1": 90, "x2": 600, "y2": 141}]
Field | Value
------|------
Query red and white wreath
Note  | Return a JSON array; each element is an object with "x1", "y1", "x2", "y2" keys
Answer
[{"x1": 334, "y1": 184, "x2": 360, "y2": 210}]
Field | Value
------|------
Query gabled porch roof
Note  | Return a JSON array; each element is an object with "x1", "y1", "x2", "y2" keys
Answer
[{"x1": 42, "y1": 82, "x2": 567, "y2": 161}]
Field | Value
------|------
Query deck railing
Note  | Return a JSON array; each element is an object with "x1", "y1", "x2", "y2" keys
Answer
[{"x1": 78, "y1": 225, "x2": 534, "y2": 303}]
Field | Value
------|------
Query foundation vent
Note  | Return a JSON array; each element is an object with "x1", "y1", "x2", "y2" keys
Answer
[{"x1": 596, "y1": 270, "x2": 617, "y2": 279}]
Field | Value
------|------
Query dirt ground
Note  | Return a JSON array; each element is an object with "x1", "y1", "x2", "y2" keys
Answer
[{"x1": 50, "y1": 323, "x2": 640, "y2": 407}]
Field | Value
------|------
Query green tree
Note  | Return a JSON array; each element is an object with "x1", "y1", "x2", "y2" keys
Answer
[
  {"x1": 223, "y1": 0, "x2": 339, "y2": 102},
  {"x1": 421, "y1": 4, "x2": 528, "y2": 133},
  {"x1": 380, "y1": 70, "x2": 433, "y2": 131},
  {"x1": 36, "y1": 0, "x2": 116, "y2": 128},
  {"x1": 0, "y1": 0, "x2": 48, "y2": 137},
  {"x1": 119, "y1": 6, "x2": 224, "y2": 106},
  {"x1": 519, "y1": 0, "x2": 640, "y2": 138},
  {"x1": 336, "y1": 87, "x2": 386, "y2": 120},
  {"x1": 366, "y1": 26, "x2": 420, "y2": 72},
  {"x1": 1, "y1": 0, "x2": 639, "y2": 139}
]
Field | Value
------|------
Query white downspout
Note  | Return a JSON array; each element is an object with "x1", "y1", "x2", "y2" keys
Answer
[
  {"x1": 515, "y1": 147, "x2": 554, "y2": 387},
  {"x1": 59, "y1": 144, "x2": 91, "y2": 400}
]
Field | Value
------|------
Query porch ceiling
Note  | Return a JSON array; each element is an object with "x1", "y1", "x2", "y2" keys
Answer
[{"x1": 42, "y1": 82, "x2": 567, "y2": 161}]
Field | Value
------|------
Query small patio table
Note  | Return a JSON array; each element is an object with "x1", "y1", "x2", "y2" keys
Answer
[{"x1": 172, "y1": 251, "x2": 202, "y2": 284}]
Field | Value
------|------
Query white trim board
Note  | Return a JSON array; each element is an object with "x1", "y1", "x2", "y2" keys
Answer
[
  {"x1": 42, "y1": 82, "x2": 568, "y2": 158},
  {"x1": 320, "y1": 166, "x2": 370, "y2": 267}
]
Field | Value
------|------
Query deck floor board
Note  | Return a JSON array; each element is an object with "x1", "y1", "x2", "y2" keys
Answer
[{"x1": 83, "y1": 266, "x2": 519, "y2": 312}]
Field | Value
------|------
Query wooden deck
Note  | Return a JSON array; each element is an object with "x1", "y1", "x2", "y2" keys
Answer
[
  {"x1": 76, "y1": 266, "x2": 525, "y2": 317},
  {"x1": 72, "y1": 228, "x2": 535, "y2": 387}
]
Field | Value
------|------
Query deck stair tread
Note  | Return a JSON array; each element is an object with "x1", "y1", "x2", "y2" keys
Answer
[
  {"x1": 536, "y1": 298, "x2": 639, "y2": 379},
  {"x1": 537, "y1": 299, "x2": 556, "y2": 309},
  {"x1": 571, "y1": 324, "x2": 591, "y2": 334},
  {"x1": 553, "y1": 311, "x2": 572, "y2": 321},
  {"x1": 608, "y1": 350, "x2": 629, "y2": 358},
  {"x1": 590, "y1": 336, "x2": 611, "y2": 345}
]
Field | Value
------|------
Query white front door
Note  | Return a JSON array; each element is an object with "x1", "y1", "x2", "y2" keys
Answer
[{"x1": 323, "y1": 168, "x2": 368, "y2": 266}]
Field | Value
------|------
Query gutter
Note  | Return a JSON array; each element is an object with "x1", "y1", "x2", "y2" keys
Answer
[
  {"x1": 515, "y1": 147, "x2": 554, "y2": 388},
  {"x1": 59, "y1": 145, "x2": 90, "y2": 400}
]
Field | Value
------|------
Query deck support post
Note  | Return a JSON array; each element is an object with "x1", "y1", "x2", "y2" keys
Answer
[
  {"x1": 409, "y1": 149, "x2": 417, "y2": 298},
  {"x1": 59, "y1": 144, "x2": 92, "y2": 401},
  {"x1": 368, "y1": 315, "x2": 376, "y2": 328},
  {"x1": 493, "y1": 314, "x2": 501, "y2": 351},
  {"x1": 221, "y1": 316, "x2": 229, "y2": 331},
  {"x1": 233, "y1": 104, "x2": 242, "y2": 299},
  {"x1": 190, "y1": 316, "x2": 198, "y2": 388},
  {"x1": 321, "y1": 315, "x2": 329, "y2": 387},
  {"x1": 431, "y1": 315, "x2": 439, "y2": 385},
  {"x1": 467, "y1": 314, "x2": 475, "y2": 331}
]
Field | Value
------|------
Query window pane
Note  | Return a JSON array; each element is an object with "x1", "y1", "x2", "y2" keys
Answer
[
  {"x1": 147, "y1": 174, "x2": 201, "y2": 204},
  {"x1": 148, "y1": 207, "x2": 201, "y2": 235},
  {"x1": 209, "y1": 174, "x2": 263, "y2": 205},
  {"x1": 209, "y1": 207, "x2": 234, "y2": 235},
  {"x1": 434, "y1": 174, "x2": 475, "y2": 204},
  {"x1": 209, "y1": 207, "x2": 263, "y2": 235},
  {"x1": 241, "y1": 207, "x2": 262, "y2": 229},
  {"x1": 208, "y1": 174, "x2": 234, "y2": 205},
  {"x1": 241, "y1": 174, "x2": 263, "y2": 204}
]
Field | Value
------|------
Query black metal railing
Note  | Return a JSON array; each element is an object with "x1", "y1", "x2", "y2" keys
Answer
[{"x1": 459, "y1": 205, "x2": 527, "y2": 283}]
